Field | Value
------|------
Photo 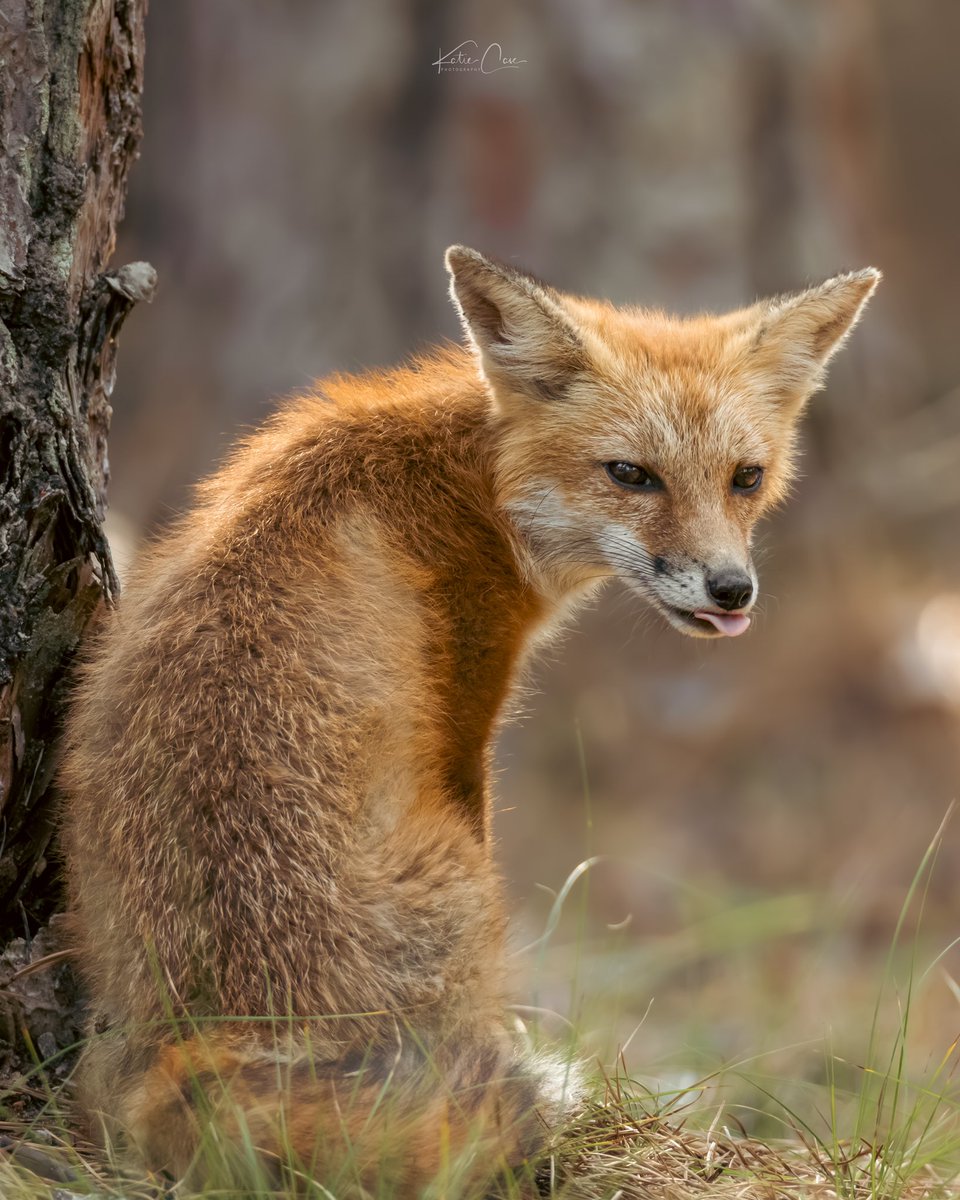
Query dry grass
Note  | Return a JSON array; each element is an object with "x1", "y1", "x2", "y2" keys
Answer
[{"x1": 547, "y1": 1093, "x2": 953, "y2": 1200}]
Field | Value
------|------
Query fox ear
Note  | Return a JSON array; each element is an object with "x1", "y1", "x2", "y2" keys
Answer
[
  {"x1": 445, "y1": 245, "x2": 585, "y2": 402},
  {"x1": 751, "y1": 268, "x2": 881, "y2": 404}
]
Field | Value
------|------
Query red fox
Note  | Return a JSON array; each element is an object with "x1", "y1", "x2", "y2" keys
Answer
[{"x1": 60, "y1": 247, "x2": 879, "y2": 1191}]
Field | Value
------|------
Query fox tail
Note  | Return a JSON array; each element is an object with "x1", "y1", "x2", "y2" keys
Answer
[{"x1": 83, "y1": 1030, "x2": 581, "y2": 1194}]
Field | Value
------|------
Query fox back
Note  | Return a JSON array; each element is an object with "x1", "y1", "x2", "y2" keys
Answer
[{"x1": 60, "y1": 247, "x2": 878, "y2": 1191}]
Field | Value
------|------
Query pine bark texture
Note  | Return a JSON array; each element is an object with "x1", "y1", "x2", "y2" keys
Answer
[{"x1": 0, "y1": 0, "x2": 152, "y2": 973}]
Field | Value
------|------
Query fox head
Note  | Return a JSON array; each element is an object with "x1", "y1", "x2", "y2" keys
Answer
[{"x1": 446, "y1": 246, "x2": 879, "y2": 638}]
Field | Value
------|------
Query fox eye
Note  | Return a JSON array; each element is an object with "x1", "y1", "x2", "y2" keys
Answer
[
  {"x1": 732, "y1": 465, "x2": 764, "y2": 492},
  {"x1": 605, "y1": 461, "x2": 663, "y2": 491}
]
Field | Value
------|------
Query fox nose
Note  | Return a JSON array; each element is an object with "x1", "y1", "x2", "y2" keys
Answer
[{"x1": 706, "y1": 570, "x2": 754, "y2": 611}]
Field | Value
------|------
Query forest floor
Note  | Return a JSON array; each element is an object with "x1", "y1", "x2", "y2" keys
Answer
[{"x1": 0, "y1": 850, "x2": 957, "y2": 1200}]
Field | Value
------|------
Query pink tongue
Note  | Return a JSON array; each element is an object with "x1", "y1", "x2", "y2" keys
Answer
[{"x1": 694, "y1": 610, "x2": 751, "y2": 637}]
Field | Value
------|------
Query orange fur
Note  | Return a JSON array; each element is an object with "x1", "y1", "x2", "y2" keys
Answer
[{"x1": 60, "y1": 248, "x2": 878, "y2": 1191}]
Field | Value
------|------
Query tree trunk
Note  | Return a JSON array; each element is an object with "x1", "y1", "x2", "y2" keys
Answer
[{"x1": 0, "y1": 0, "x2": 152, "y2": 988}]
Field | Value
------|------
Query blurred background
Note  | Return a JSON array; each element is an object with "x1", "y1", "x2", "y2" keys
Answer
[{"x1": 110, "y1": 0, "x2": 960, "y2": 1134}]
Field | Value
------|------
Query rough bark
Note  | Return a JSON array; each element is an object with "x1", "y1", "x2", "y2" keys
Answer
[{"x1": 0, "y1": 0, "x2": 153, "y2": 967}]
